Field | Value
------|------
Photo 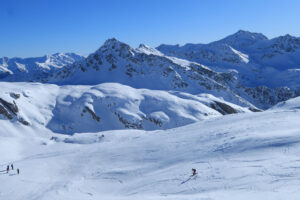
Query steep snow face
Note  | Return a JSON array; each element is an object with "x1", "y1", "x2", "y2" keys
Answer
[
  {"x1": 1, "y1": 103, "x2": 300, "y2": 199},
  {"x1": 136, "y1": 44, "x2": 164, "y2": 56},
  {"x1": 0, "y1": 53, "x2": 85, "y2": 81},
  {"x1": 157, "y1": 30, "x2": 300, "y2": 89},
  {"x1": 0, "y1": 82, "x2": 251, "y2": 134}
]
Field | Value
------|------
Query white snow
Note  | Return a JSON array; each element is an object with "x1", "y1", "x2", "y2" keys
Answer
[
  {"x1": 0, "y1": 82, "x2": 251, "y2": 134},
  {"x1": 1, "y1": 31, "x2": 300, "y2": 200},
  {"x1": 229, "y1": 46, "x2": 249, "y2": 63},
  {"x1": 270, "y1": 96, "x2": 300, "y2": 111},
  {"x1": 1, "y1": 103, "x2": 300, "y2": 199},
  {"x1": 136, "y1": 44, "x2": 164, "y2": 56}
]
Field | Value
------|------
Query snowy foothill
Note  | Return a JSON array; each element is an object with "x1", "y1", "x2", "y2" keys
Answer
[
  {"x1": 0, "y1": 82, "x2": 250, "y2": 135},
  {"x1": 1, "y1": 102, "x2": 300, "y2": 199}
]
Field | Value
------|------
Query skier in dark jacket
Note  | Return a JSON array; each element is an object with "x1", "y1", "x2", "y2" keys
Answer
[
  {"x1": 6, "y1": 165, "x2": 9, "y2": 173},
  {"x1": 17, "y1": 169, "x2": 20, "y2": 175},
  {"x1": 192, "y1": 168, "x2": 197, "y2": 176},
  {"x1": 11, "y1": 164, "x2": 14, "y2": 170}
]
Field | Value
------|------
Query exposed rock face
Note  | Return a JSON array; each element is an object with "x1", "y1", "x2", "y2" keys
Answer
[
  {"x1": 0, "y1": 104, "x2": 13, "y2": 119},
  {"x1": 18, "y1": 117, "x2": 30, "y2": 126},
  {"x1": 0, "y1": 97, "x2": 29, "y2": 125},
  {"x1": 0, "y1": 98, "x2": 18, "y2": 115},
  {"x1": 242, "y1": 86, "x2": 298, "y2": 109},
  {"x1": 84, "y1": 106, "x2": 101, "y2": 122},
  {"x1": 10, "y1": 92, "x2": 21, "y2": 99},
  {"x1": 210, "y1": 101, "x2": 239, "y2": 115}
]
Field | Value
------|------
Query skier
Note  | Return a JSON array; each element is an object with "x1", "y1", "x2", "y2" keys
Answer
[
  {"x1": 192, "y1": 168, "x2": 197, "y2": 176},
  {"x1": 11, "y1": 164, "x2": 14, "y2": 170},
  {"x1": 17, "y1": 169, "x2": 20, "y2": 175},
  {"x1": 6, "y1": 165, "x2": 9, "y2": 173}
]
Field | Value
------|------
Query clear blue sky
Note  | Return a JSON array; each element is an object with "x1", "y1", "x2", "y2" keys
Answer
[{"x1": 1, "y1": 0, "x2": 300, "y2": 58}]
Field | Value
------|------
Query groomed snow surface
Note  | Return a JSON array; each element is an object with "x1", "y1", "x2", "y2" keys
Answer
[{"x1": 1, "y1": 97, "x2": 300, "y2": 199}]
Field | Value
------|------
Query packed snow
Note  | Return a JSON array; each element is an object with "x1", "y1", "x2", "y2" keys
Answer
[{"x1": 1, "y1": 103, "x2": 300, "y2": 199}]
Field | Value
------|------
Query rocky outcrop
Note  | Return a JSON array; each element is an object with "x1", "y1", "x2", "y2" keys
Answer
[
  {"x1": 0, "y1": 104, "x2": 13, "y2": 119},
  {"x1": 10, "y1": 92, "x2": 21, "y2": 99},
  {"x1": 0, "y1": 97, "x2": 29, "y2": 125},
  {"x1": 243, "y1": 86, "x2": 298, "y2": 109},
  {"x1": 84, "y1": 106, "x2": 101, "y2": 122},
  {"x1": 0, "y1": 98, "x2": 18, "y2": 114},
  {"x1": 210, "y1": 101, "x2": 239, "y2": 115}
]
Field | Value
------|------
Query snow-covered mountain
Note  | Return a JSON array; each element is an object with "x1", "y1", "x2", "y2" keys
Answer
[
  {"x1": 157, "y1": 30, "x2": 300, "y2": 89},
  {"x1": 2, "y1": 32, "x2": 300, "y2": 200},
  {"x1": 0, "y1": 82, "x2": 251, "y2": 134},
  {"x1": 0, "y1": 53, "x2": 85, "y2": 81},
  {"x1": 34, "y1": 38, "x2": 295, "y2": 109},
  {"x1": 1, "y1": 32, "x2": 298, "y2": 110}
]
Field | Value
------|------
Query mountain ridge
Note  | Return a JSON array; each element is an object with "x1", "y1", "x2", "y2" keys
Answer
[{"x1": 1, "y1": 31, "x2": 300, "y2": 110}]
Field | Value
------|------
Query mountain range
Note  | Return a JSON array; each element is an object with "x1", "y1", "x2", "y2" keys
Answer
[
  {"x1": 0, "y1": 30, "x2": 300, "y2": 132},
  {"x1": 2, "y1": 30, "x2": 300, "y2": 199}
]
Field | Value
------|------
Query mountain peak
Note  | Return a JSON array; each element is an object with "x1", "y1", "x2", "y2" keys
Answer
[
  {"x1": 102, "y1": 38, "x2": 128, "y2": 49},
  {"x1": 212, "y1": 30, "x2": 268, "y2": 49},
  {"x1": 233, "y1": 30, "x2": 268, "y2": 39},
  {"x1": 275, "y1": 34, "x2": 298, "y2": 41},
  {"x1": 98, "y1": 38, "x2": 134, "y2": 57}
]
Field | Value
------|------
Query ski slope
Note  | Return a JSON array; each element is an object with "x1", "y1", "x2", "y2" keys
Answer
[{"x1": 1, "y1": 106, "x2": 300, "y2": 200}]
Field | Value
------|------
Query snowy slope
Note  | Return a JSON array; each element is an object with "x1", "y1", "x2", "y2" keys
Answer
[
  {"x1": 1, "y1": 103, "x2": 300, "y2": 199},
  {"x1": 0, "y1": 82, "x2": 251, "y2": 134},
  {"x1": 269, "y1": 96, "x2": 300, "y2": 111},
  {"x1": 0, "y1": 53, "x2": 85, "y2": 81}
]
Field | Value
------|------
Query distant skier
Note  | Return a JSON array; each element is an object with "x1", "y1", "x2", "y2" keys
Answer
[
  {"x1": 17, "y1": 169, "x2": 20, "y2": 175},
  {"x1": 192, "y1": 168, "x2": 197, "y2": 176},
  {"x1": 6, "y1": 165, "x2": 9, "y2": 173},
  {"x1": 11, "y1": 164, "x2": 14, "y2": 170}
]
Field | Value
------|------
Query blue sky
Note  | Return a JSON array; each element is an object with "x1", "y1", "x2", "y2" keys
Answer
[{"x1": 1, "y1": 0, "x2": 300, "y2": 57}]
